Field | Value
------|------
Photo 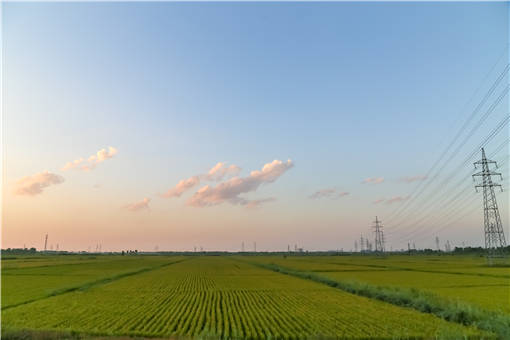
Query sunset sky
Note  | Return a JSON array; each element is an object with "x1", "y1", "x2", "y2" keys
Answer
[{"x1": 2, "y1": 2, "x2": 508, "y2": 252}]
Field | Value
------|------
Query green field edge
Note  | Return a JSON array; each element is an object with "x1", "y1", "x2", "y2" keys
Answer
[
  {"x1": 2, "y1": 258, "x2": 190, "y2": 311},
  {"x1": 241, "y1": 259, "x2": 509, "y2": 339}
]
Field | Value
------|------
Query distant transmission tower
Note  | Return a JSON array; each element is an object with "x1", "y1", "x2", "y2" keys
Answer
[
  {"x1": 372, "y1": 216, "x2": 385, "y2": 254},
  {"x1": 435, "y1": 236, "x2": 440, "y2": 252},
  {"x1": 473, "y1": 148, "x2": 506, "y2": 262},
  {"x1": 44, "y1": 234, "x2": 48, "y2": 252},
  {"x1": 360, "y1": 235, "x2": 365, "y2": 252}
]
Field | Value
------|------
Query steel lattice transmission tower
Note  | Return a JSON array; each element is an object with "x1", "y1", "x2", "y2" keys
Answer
[
  {"x1": 372, "y1": 216, "x2": 385, "y2": 254},
  {"x1": 473, "y1": 148, "x2": 506, "y2": 261}
]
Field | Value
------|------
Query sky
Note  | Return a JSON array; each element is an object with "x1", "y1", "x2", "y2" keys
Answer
[{"x1": 2, "y1": 2, "x2": 509, "y2": 252}]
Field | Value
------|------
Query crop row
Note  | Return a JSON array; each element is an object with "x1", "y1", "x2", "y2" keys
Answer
[{"x1": 2, "y1": 257, "x2": 484, "y2": 339}]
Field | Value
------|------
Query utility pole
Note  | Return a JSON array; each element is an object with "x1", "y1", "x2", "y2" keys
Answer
[
  {"x1": 44, "y1": 234, "x2": 48, "y2": 252},
  {"x1": 372, "y1": 216, "x2": 385, "y2": 254},
  {"x1": 473, "y1": 148, "x2": 506, "y2": 263}
]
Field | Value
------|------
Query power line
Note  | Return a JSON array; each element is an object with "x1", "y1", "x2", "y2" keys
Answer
[
  {"x1": 386, "y1": 64, "x2": 509, "y2": 224},
  {"x1": 389, "y1": 141, "x2": 509, "y2": 244},
  {"x1": 387, "y1": 110, "x2": 510, "y2": 235}
]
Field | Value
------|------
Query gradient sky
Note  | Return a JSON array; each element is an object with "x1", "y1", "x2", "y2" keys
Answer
[{"x1": 2, "y1": 2, "x2": 509, "y2": 252}]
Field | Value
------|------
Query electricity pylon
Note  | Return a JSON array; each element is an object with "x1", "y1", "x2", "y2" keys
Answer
[
  {"x1": 473, "y1": 148, "x2": 506, "y2": 262},
  {"x1": 372, "y1": 216, "x2": 385, "y2": 254}
]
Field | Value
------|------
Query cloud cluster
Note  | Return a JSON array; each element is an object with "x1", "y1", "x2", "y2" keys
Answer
[
  {"x1": 362, "y1": 177, "x2": 384, "y2": 184},
  {"x1": 62, "y1": 146, "x2": 118, "y2": 172},
  {"x1": 14, "y1": 171, "x2": 64, "y2": 196},
  {"x1": 188, "y1": 159, "x2": 293, "y2": 207},
  {"x1": 162, "y1": 162, "x2": 241, "y2": 199},
  {"x1": 124, "y1": 197, "x2": 151, "y2": 212},
  {"x1": 309, "y1": 188, "x2": 349, "y2": 200},
  {"x1": 373, "y1": 196, "x2": 410, "y2": 205},
  {"x1": 400, "y1": 175, "x2": 427, "y2": 183}
]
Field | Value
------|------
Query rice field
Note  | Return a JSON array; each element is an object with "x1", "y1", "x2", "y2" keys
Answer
[
  {"x1": 1, "y1": 254, "x2": 505, "y2": 339},
  {"x1": 248, "y1": 255, "x2": 510, "y2": 314}
]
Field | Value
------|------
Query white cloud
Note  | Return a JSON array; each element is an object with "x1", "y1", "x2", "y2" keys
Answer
[
  {"x1": 124, "y1": 198, "x2": 151, "y2": 212},
  {"x1": 162, "y1": 176, "x2": 200, "y2": 198},
  {"x1": 400, "y1": 175, "x2": 427, "y2": 183},
  {"x1": 14, "y1": 171, "x2": 64, "y2": 196},
  {"x1": 206, "y1": 162, "x2": 241, "y2": 181},
  {"x1": 362, "y1": 177, "x2": 384, "y2": 184},
  {"x1": 309, "y1": 188, "x2": 349, "y2": 200},
  {"x1": 188, "y1": 159, "x2": 293, "y2": 207},
  {"x1": 62, "y1": 146, "x2": 118, "y2": 172}
]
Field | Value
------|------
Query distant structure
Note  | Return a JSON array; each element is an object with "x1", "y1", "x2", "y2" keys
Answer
[
  {"x1": 44, "y1": 234, "x2": 48, "y2": 252},
  {"x1": 435, "y1": 236, "x2": 440, "y2": 252},
  {"x1": 372, "y1": 216, "x2": 385, "y2": 254},
  {"x1": 360, "y1": 235, "x2": 365, "y2": 252},
  {"x1": 354, "y1": 240, "x2": 358, "y2": 253},
  {"x1": 445, "y1": 240, "x2": 452, "y2": 253},
  {"x1": 473, "y1": 148, "x2": 506, "y2": 262}
]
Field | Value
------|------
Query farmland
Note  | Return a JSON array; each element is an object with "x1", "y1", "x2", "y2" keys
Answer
[
  {"x1": 1, "y1": 255, "x2": 508, "y2": 339},
  {"x1": 248, "y1": 255, "x2": 510, "y2": 314}
]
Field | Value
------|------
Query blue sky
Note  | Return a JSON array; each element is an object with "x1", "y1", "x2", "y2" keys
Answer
[{"x1": 2, "y1": 2, "x2": 509, "y2": 252}]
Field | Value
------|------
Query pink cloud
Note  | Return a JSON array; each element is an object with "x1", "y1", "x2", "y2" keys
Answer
[
  {"x1": 188, "y1": 159, "x2": 293, "y2": 207},
  {"x1": 362, "y1": 177, "x2": 384, "y2": 184},
  {"x1": 400, "y1": 175, "x2": 427, "y2": 183},
  {"x1": 309, "y1": 188, "x2": 349, "y2": 200},
  {"x1": 373, "y1": 198, "x2": 386, "y2": 204},
  {"x1": 243, "y1": 197, "x2": 276, "y2": 209},
  {"x1": 14, "y1": 171, "x2": 64, "y2": 196},
  {"x1": 206, "y1": 162, "x2": 241, "y2": 181},
  {"x1": 62, "y1": 146, "x2": 118, "y2": 172},
  {"x1": 162, "y1": 176, "x2": 200, "y2": 198},
  {"x1": 124, "y1": 198, "x2": 151, "y2": 212},
  {"x1": 61, "y1": 158, "x2": 84, "y2": 171}
]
